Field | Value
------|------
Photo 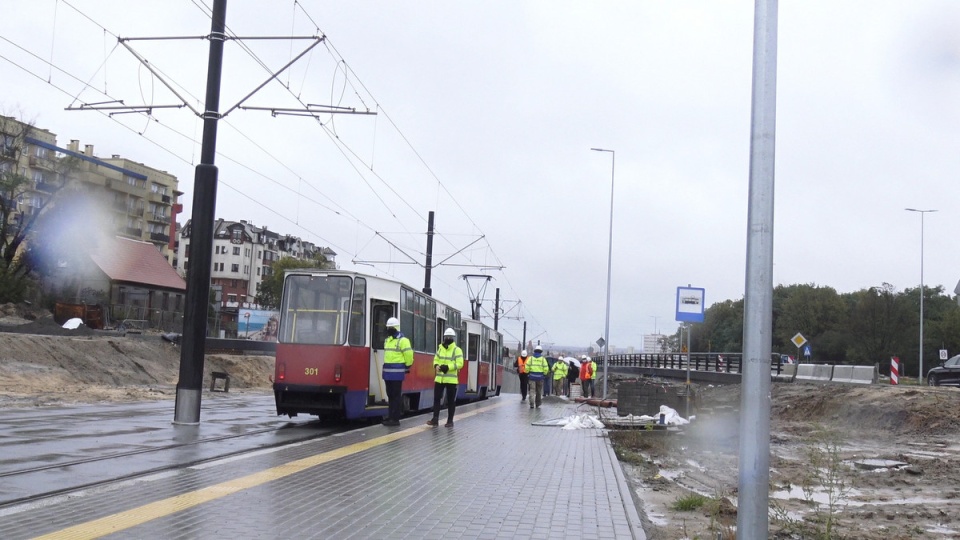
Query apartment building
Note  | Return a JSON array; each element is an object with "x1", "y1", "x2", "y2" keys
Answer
[
  {"x1": 643, "y1": 333, "x2": 670, "y2": 353},
  {"x1": 0, "y1": 116, "x2": 182, "y2": 261},
  {"x1": 176, "y1": 218, "x2": 336, "y2": 309}
]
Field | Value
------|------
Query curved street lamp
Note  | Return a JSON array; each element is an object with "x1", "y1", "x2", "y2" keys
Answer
[{"x1": 591, "y1": 147, "x2": 615, "y2": 398}]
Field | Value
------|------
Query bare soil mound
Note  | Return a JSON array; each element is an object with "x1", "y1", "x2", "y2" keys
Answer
[
  {"x1": 616, "y1": 379, "x2": 960, "y2": 539},
  {"x1": 0, "y1": 332, "x2": 274, "y2": 407}
]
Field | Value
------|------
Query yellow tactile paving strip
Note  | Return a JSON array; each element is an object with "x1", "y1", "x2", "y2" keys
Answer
[{"x1": 34, "y1": 401, "x2": 509, "y2": 540}]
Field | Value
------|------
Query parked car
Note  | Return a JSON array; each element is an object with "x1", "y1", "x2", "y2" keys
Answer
[{"x1": 927, "y1": 354, "x2": 960, "y2": 386}]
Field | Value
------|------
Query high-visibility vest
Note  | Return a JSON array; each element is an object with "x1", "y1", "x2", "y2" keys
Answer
[
  {"x1": 516, "y1": 356, "x2": 528, "y2": 374},
  {"x1": 526, "y1": 355, "x2": 549, "y2": 381},
  {"x1": 433, "y1": 342, "x2": 464, "y2": 384},
  {"x1": 552, "y1": 360, "x2": 567, "y2": 379},
  {"x1": 383, "y1": 333, "x2": 413, "y2": 381},
  {"x1": 581, "y1": 360, "x2": 594, "y2": 380}
]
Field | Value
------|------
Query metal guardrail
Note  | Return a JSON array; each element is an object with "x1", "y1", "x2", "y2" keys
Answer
[{"x1": 603, "y1": 352, "x2": 786, "y2": 373}]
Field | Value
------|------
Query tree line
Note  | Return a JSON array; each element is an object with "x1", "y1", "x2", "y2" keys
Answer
[{"x1": 673, "y1": 283, "x2": 960, "y2": 378}]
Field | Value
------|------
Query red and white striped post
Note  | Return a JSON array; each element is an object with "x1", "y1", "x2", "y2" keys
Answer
[{"x1": 890, "y1": 356, "x2": 899, "y2": 385}]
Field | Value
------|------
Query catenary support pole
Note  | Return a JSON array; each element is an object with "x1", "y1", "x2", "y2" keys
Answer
[
  {"x1": 174, "y1": 0, "x2": 227, "y2": 425},
  {"x1": 494, "y1": 287, "x2": 500, "y2": 331},
  {"x1": 423, "y1": 211, "x2": 435, "y2": 296},
  {"x1": 738, "y1": 0, "x2": 778, "y2": 537}
]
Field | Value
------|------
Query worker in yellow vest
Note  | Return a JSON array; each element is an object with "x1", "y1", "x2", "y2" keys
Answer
[
  {"x1": 426, "y1": 328, "x2": 464, "y2": 427},
  {"x1": 551, "y1": 357, "x2": 568, "y2": 396},
  {"x1": 525, "y1": 345, "x2": 550, "y2": 408},
  {"x1": 382, "y1": 317, "x2": 414, "y2": 426}
]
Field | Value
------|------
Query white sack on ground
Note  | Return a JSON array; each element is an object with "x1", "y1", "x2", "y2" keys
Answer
[
  {"x1": 616, "y1": 405, "x2": 690, "y2": 426},
  {"x1": 62, "y1": 318, "x2": 83, "y2": 330},
  {"x1": 559, "y1": 414, "x2": 605, "y2": 430}
]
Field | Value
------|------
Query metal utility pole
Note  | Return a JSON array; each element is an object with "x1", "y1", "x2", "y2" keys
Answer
[
  {"x1": 738, "y1": 0, "x2": 778, "y2": 537},
  {"x1": 423, "y1": 211, "x2": 435, "y2": 296},
  {"x1": 591, "y1": 147, "x2": 615, "y2": 399},
  {"x1": 494, "y1": 287, "x2": 500, "y2": 331},
  {"x1": 905, "y1": 208, "x2": 936, "y2": 384},
  {"x1": 174, "y1": 0, "x2": 227, "y2": 425}
]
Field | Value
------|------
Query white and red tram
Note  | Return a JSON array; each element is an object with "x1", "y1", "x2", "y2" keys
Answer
[{"x1": 273, "y1": 270, "x2": 503, "y2": 420}]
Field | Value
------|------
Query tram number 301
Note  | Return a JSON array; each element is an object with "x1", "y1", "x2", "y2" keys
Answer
[{"x1": 304, "y1": 367, "x2": 319, "y2": 376}]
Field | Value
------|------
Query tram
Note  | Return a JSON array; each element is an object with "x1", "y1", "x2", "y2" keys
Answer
[{"x1": 272, "y1": 270, "x2": 503, "y2": 420}]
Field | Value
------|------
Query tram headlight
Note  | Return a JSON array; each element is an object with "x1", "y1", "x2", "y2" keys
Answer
[{"x1": 334, "y1": 364, "x2": 342, "y2": 383}]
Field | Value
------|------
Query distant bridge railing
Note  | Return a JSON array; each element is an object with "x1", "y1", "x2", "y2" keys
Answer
[{"x1": 599, "y1": 352, "x2": 790, "y2": 376}]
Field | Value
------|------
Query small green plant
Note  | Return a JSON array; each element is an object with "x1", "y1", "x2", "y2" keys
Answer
[
  {"x1": 771, "y1": 426, "x2": 851, "y2": 539},
  {"x1": 672, "y1": 493, "x2": 708, "y2": 511},
  {"x1": 803, "y1": 427, "x2": 850, "y2": 538}
]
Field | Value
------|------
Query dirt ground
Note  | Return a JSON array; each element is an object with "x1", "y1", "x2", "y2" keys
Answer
[
  {"x1": 610, "y1": 378, "x2": 960, "y2": 539},
  {"x1": 3, "y1": 305, "x2": 959, "y2": 538},
  {"x1": 0, "y1": 306, "x2": 274, "y2": 406}
]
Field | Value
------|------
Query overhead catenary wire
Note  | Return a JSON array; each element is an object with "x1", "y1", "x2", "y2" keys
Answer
[{"x1": 7, "y1": 0, "x2": 545, "y2": 342}]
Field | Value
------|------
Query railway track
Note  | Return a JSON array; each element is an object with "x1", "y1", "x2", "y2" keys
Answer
[{"x1": 0, "y1": 397, "x2": 354, "y2": 510}]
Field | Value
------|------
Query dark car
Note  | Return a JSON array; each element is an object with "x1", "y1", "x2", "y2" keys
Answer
[{"x1": 927, "y1": 354, "x2": 960, "y2": 386}]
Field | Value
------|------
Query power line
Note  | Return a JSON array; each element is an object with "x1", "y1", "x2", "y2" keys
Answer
[{"x1": 6, "y1": 1, "x2": 549, "y2": 338}]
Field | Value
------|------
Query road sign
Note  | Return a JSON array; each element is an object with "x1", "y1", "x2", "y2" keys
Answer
[
  {"x1": 596, "y1": 337, "x2": 606, "y2": 348},
  {"x1": 940, "y1": 349, "x2": 949, "y2": 361},
  {"x1": 804, "y1": 345, "x2": 811, "y2": 357},
  {"x1": 791, "y1": 333, "x2": 807, "y2": 348},
  {"x1": 675, "y1": 286, "x2": 705, "y2": 323}
]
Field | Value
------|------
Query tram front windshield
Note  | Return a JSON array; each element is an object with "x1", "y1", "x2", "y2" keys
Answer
[{"x1": 279, "y1": 275, "x2": 352, "y2": 345}]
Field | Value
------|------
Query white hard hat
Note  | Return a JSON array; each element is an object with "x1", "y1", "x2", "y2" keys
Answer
[
  {"x1": 443, "y1": 328, "x2": 456, "y2": 337},
  {"x1": 386, "y1": 317, "x2": 400, "y2": 328},
  {"x1": 534, "y1": 345, "x2": 543, "y2": 352},
  {"x1": 521, "y1": 349, "x2": 528, "y2": 356}
]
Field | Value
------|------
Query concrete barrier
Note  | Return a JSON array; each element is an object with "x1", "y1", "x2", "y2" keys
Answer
[
  {"x1": 831, "y1": 365, "x2": 854, "y2": 383},
  {"x1": 772, "y1": 364, "x2": 797, "y2": 382},
  {"x1": 851, "y1": 365, "x2": 879, "y2": 384},
  {"x1": 831, "y1": 365, "x2": 877, "y2": 384},
  {"x1": 796, "y1": 364, "x2": 833, "y2": 382}
]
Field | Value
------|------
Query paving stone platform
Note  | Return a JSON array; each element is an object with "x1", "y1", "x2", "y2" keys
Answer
[{"x1": 0, "y1": 394, "x2": 645, "y2": 539}]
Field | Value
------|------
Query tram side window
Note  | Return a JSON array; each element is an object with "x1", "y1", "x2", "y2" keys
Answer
[
  {"x1": 488, "y1": 339, "x2": 499, "y2": 365},
  {"x1": 279, "y1": 275, "x2": 352, "y2": 345},
  {"x1": 400, "y1": 288, "x2": 415, "y2": 344},
  {"x1": 424, "y1": 299, "x2": 436, "y2": 354},
  {"x1": 481, "y1": 327, "x2": 490, "y2": 363},
  {"x1": 415, "y1": 294, "x2": 426, "y2": 352},
  {"x1": 468, "y1": 333, "x2": 480, "y2": 362},
  {"x1": 348, "y1": 278, "x2": 366, "y2": 346}
]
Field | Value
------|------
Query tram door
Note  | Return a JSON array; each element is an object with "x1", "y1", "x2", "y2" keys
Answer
[
  {"x1": 368, "y1": 302, "x2": 395, "y2": 406},
  {"x1": 466, "y1": 329, "x2": 481, "y2": 393}
]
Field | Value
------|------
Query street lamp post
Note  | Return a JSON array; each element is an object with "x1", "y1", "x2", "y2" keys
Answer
[
  {"x1": 905, "y1": 208, "x2": 937, "y2": 384},
  {"x1": 591, "y1": 147, "x2": 615, "y2": 398}
]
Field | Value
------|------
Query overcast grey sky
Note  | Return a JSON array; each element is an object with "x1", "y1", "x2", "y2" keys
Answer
[{"x1": 2, "y1": 1, "x2": 958, "y2": 351}]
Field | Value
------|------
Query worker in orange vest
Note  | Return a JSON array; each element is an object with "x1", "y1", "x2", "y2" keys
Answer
[
  {"x1": 580, "y1": 355, "x2": 596, "y2": 398},
  {"x1": 513, "y1": 350, "x2": 529, "y2": 402}
]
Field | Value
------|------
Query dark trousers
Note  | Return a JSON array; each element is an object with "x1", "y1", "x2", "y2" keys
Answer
[
  {"x1": 583, "y1": 379, "x2": 595, "y2": 398},
  {"x1": 518, "y1": 373, "x2": 529, "y2": 399},
  {"x1": 385, "y1": 379, "x2": 403, "y2": 421},
  {"x1": 432, "y1": 382, "x2": 458, "y2": 422}
]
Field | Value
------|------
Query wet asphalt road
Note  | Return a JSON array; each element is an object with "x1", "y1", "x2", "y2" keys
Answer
[{"x1": 0, "y1": 393, "x2": 328, "y2": 506}]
